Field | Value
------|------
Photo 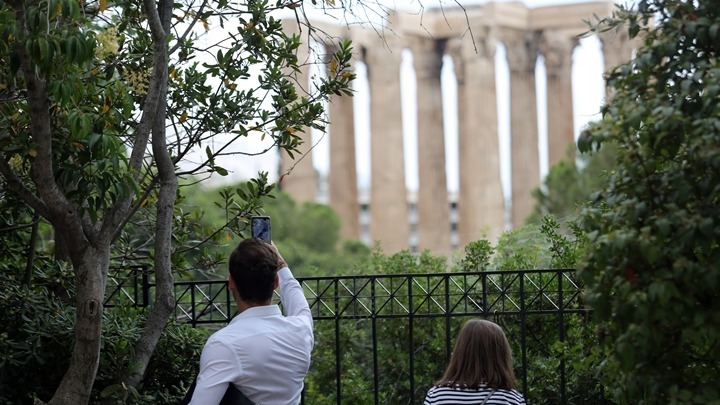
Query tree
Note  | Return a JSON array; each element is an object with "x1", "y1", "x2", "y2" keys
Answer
[
  {"x1": 0, "y1": 0, "x2": 354, "y2": 403},
  {"x1": 578, "y1": 1, "x2": 720, "y2": 402},
  {"x1": 528, "y1": 142, "x2": 617, "y2": 225}
]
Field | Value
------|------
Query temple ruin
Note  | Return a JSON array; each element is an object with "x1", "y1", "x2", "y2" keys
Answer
[{"x1": 279, "y1": 1, "x2": 634, "y2": 254}]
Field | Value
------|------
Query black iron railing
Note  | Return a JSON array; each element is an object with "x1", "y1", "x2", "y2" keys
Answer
[
  {"x1": 106, "y1": 269, "x2": 598, "y2": 405},
  {"x1": 105, "y1": 265, "x2": 150, "y2": 307}
]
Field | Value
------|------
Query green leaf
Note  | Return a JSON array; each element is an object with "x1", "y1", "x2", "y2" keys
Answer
[
  {"x1": 205, "y1": 146, "x2": 214, "y2": 164},
  {"x1": 100, "y1": 384, "x2": 123, "y2": 399},
  {"x1": 38, "y1": 37, "x2": 49, "y2": 62}
]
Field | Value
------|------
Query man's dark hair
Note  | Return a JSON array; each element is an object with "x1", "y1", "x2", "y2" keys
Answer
[{"x1": 229, "y1": 237, "x2": 280, "y2": 304}]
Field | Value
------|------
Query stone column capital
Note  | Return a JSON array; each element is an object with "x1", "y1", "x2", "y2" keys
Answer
[
  {"x1": 447, "y1": 27, "x2": 498, "y2": 59},
  {"x1": 539, "y1": 30, "x2": 578, "y2": 72},
  {"x1": 362, "y1": 40, "x2": 402, "y2": 63},
  {"x1": 446, "y1": 37, "x2": 467, "y2": 82},
  {"x1": 408, "y1": 37, "x2": 443, "y2": 79},
  {"x1": 447, "y1": 32, "x2": 497, "y2": 82},
  {"x1": 363, "y1": 43, "x2": 402, "y2": 83},
  {"x1": 599, "y1": 28, "x2": 635, "y2": 70},
  {"x1": 598, "y1": 27, "x2": 631, "y2": 51},
  {"x1": 503, "y1": 30, "x2": 540, "y2": 74}
]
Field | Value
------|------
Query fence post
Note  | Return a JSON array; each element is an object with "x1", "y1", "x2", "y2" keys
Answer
[
  {"x1": 142, "y1": 266, "x2": 150, "y2": 307},
  {"x1": 408, "y1": 274, "x2": 415, "y2": 404},
  {"x1": 371, "y1": 277, "x2": 379, "y2": 405},
  {"x1": 444, "y1": 274, "x2": 452, "y2": 365},
  {"x1": 520, "y1": 273, "x2": 528, "y2": 402},
  {"x1": 334, "y1": 278, "x2": 341, "y2": 405},
  {"x1": 559, "y1": 269, "x2": 566, "y2": 405}
]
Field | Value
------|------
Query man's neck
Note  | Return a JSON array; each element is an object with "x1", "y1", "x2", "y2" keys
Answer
[{"x1": 236, "y1": 298, "x2": 272, "y2": 314}]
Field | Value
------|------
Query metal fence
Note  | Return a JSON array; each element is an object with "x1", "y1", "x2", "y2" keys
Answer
[{"x1": 106, "y1": 268, "x2": 598, "y2": 404}]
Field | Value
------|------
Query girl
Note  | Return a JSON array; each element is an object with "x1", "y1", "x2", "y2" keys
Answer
[{"x1": 423, "y1": 319, "x2": 526, "y2": 405}]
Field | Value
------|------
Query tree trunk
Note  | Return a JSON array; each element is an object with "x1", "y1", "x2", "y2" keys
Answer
[
  {"x1": 49, "y1": 246, "x2": 110, "y2": 405},
  {"x1": 54, "y1": 226, "x2": 71, "y2": 262},
  {"x1": 123, "y1": 173, "x2": 177, "y2": 389},
  {"x1": 123, "y1": 0, "x2": 176, "y2": 389}
]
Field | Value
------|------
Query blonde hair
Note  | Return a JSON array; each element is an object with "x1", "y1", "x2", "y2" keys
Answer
[{"x1": 437, "y1": 319, "x2": 518, "y2": 390}]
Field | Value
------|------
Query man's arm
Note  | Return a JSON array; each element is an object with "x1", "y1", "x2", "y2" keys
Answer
[
  {"x1": 277, "y1": 267, "x2": 312, "y2": 323},
  {"x1": 272, "y1": 243, "x2": 312, "y2": 326},
  {"x1": 187, "y1": 339, "x2": 238, "y2": 405}
]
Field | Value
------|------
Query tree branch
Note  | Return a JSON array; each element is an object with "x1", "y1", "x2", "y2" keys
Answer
[
  {"x1": 124, "y1": 0, "x2": 177, "y2": 390},
  {"x1": 0, "y1": 158, "x2": 52, "y2": 219},
  {"x1": 11, "y1": 2, "x2": 83, "y2": 242},
  {"x1": 100, "y1": 0, "x2": 169, "y2": 242},
  {"x1": 169, "y1": 0, "x2": 209, "y2": 55}
]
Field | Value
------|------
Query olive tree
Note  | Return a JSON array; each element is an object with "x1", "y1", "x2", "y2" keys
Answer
[
  {"x1": 578, "y1": 1, "x2": 720, "y2": 402},
  {"x1": 0, "y1": 0, "x2": 355, "y2": 402}
]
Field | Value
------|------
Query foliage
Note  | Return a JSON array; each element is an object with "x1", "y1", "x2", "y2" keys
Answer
[
  {"x1": 0, "y1": 0, "x2": 356, "y2": 399},
  {"x1": 256, "y1": 192, "x2": 347, "y2": 273},
  {"x1": 492, "y1": 218, "x2": 603, "y2": 404},
  {"x1": 540, "y1": 216, "x2": 589, "y2": 270},
  {"x1": 179, "y1": 187, "x2": 372, "y2": 278},
  {"x1": 303, "y1": 248, "x2": 450, "y2": 404},
  {"x1": 493, "y1": 215, "x2": 589, "y2": 273},
  {"x1": 132, "y1": 174, "x2": 282, "y2": 278},
  {"x1": 528, "y1": 142, "x2": 617, "y2": 224},
  {"x1": 0, "y1": 263, "x2": 75, "y2": 405},
  {"x1": 578, "y1": 0, "x2": 720, "y2": 403},
  {"x1": 0, "y1": 260, "x2": 207, "y2": 405},
  {"x1": 458, "y1": 239, "x2": 494, "y2": 271},
  {"x1": 94, "y1": 307, "x2": 208, "y2": 404},
  {"x1": 492, "y1": 225, "x2": 550, "y2": 270}
]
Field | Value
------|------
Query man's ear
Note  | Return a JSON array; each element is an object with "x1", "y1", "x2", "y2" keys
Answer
[
  {"x1": 273, "y1": 274, "x2": 279, "y2": 290},
  {"x1": 228, "y1": 274, "x2": 236, "y2": 291}
]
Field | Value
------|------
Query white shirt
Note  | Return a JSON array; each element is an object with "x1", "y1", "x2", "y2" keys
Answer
[{"x1": 189, "y1": 267, "x2": 313, "y2": 405}]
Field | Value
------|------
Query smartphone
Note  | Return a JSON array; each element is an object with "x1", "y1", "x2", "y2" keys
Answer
[{"x1": 250, "y1": 216, "x2": 271, "y2": 243}]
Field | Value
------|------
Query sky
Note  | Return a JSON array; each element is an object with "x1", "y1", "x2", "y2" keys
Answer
[{"x1": 201, "y1": 0, "x2": 607, "y2": 200}]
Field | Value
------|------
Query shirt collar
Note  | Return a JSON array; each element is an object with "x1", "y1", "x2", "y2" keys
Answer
[{"x1": 230, "y1": 304, "x2": 281, "y2": 323}]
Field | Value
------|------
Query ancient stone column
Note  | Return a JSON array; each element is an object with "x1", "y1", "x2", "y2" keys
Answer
[
  {"x1": 449, "y1": 34, "x2": 505, "y2": 246},
  {"x1": 541, "y1": 31, "x2": 577, "y2": 167},
  {"x1": 410, "y1": 37, "x2": 451, "y2": 254},
  {"x1": 366, "y1": 43, "x2": 410, "y2": 253},
  {"x1": 278, "y1": 30, "x2": 317, "y2": 203},
  {"x1": 326, "y1": 44, "x2": 360, "y2": 241},
  {"x1": 505, "y1": 30, "x2": 540, "y2": 228}
]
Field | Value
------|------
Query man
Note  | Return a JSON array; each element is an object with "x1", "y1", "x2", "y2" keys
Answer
[{"x1": 188, "y1": 238, "x2": 313, "y2": 405}]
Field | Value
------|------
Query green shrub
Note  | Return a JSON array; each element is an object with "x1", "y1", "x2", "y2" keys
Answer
[
  {"x1": 578, "y1": 1, "x2": 720, "y2": 402},
  {"x1": 92, "y1": 304, "x2": 207, "y2": 404},
  {"x1": 0, "y1": 263, "x2": 75, "y2": 404},
  {"x1": 0, "y1": 263, "x2": 207, "y2": 404}
]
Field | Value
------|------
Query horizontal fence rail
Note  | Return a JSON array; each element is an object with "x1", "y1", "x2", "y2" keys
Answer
[{"x1": 106, "y1": 269, "x2": 595, "y2": 405}]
